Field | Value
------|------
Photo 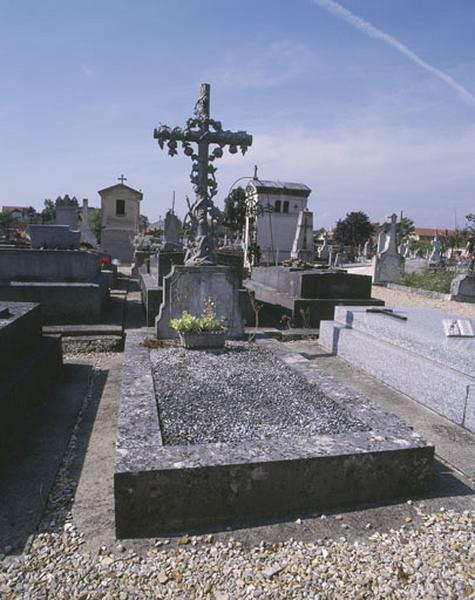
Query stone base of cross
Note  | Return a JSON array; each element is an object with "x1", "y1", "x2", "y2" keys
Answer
[{"x1": 154, "y1": 83, "x2": 252, "y2": 265}]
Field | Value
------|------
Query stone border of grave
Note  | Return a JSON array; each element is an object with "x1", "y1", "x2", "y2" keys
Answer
[{"x1": 114, "y1": 329, "x2": 433, "y2": 538}]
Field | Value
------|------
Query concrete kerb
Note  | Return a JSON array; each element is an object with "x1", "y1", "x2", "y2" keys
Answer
[{"x1": 114, "y1": 329, "x2": 434, "y2": 538}]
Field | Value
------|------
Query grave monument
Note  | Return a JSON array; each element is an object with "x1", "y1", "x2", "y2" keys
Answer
[
  {"x1": 0, "y1": 302, "x2": 62, "y2": 453},
  {"x1": 55, "y1": 195, "x2": 79, "y2": 229},
  {"x1": 372, "y1": 214, "x2": 405, "y2": 283},
  {"x1": 290, "y1": 208, "x2": 314, "y2": 262},
  {"x1": 153, "y1": 83, "x2": 252, "y2": 338},
  {"x1": 320, "y1": 306, "x2": 474, "y2": 433},
  {"x1": 429, "y1": 235, "x2": 442, "y2": 265},
  {"x1": 80, "y1": 198, "x2": 98, "y2": 248}
]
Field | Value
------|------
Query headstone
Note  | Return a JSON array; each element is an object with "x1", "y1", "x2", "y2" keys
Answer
[
  {"x1": 376, "y1": 225, "x2": 389, "y2": 253},
  {"x1": 333, "y1": 252, "x2": 343, "y2": 267},
  {"x1": 429, "y1": 236, "x2": 442, "y2": 265},
  {"x1": 80, "y1": 198, "x2": 98, "y2": 248},
  {"x1": 372, "y1": 214, "x2": 405, "y2": 283},
  {"x1": 55, "y1": 195, "x2": 79, "y2": 229},
  {"x1": 450, "y1": 274, "x2": 475, "y2": 303},
  {"x1": 318, "y1": 234, "x2": 331, "y2": 260},
  {"x1": 363, "y1": 240, "x2": 370, "y2": 258},
  {"x1": 28, "y1": 224, "x2": 80, "y2": 249},
  {"x1": 153, "y1": 83, "x2": 251, "y2": 338},
  {"x1": 156, "y1": 265, "x2": 243, "y2": 338},
  {"x1": 162, "y1": 209, "x2": 182, "y2": 250},
  {"x1": 290, "y1": 209, "x2": 314, "y2": 262}
]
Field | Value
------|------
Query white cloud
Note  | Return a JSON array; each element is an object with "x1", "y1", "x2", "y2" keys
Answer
[
  {"x1": 313, "y1": 0, "x2": 475, "y2": 108},
  {"x1": 217, "y1": 125, "x2": 475, "y2": 228},
  {"x1": 203, "y1": 41, "x2": 314, "y2": 89}
]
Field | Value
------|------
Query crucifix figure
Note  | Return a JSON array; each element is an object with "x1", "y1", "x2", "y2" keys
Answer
[
  {"x1": 154, "y1": 83, "x2": 252, "y2": 264},
  {"x1": 118, "y1": 174, "x2": 127, "y2": 185}
]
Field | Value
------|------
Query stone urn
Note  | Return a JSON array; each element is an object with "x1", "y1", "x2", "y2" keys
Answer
[{"x1": 178, "y1": 331, "x2": 226, "y2": 350}]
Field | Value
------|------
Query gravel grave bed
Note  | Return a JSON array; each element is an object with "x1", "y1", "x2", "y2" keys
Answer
[{"x1": 150, "y1": 344, "x2": 369, "y2": 446}]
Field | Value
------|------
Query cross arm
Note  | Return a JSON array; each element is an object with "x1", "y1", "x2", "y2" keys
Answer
[{"x1": 154, "y1": 125, "x2": 252, "y2": 148}]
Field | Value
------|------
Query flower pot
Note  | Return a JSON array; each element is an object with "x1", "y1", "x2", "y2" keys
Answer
[{"x1": 178, "y1": 331, "x2": 226, "y2": 350}]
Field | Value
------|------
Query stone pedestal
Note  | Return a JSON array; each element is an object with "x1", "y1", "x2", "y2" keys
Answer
[
  {"x1": 450, "y1": 274, "x2": 475, "y2": 303},
  {"x1": 372, "y1": 253, "x2": 404, "y2": 284},
  {"x1": 156, "y1": 265, "x2": 244, "y2": 339}
]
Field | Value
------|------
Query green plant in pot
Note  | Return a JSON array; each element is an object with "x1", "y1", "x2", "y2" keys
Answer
[{"x1": 171, "y1": 299, "x2": 226, "y2": 349}]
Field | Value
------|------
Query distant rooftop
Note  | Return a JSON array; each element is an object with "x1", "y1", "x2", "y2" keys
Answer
[
  {"x1": 414, "y1": 227, "x2": 456, "y2": 237},
  {"x1": 247, "y1": 179, "x2": 311, "y2": 197}
]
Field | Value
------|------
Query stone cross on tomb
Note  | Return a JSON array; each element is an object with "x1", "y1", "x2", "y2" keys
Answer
[
  {"x1": 154, "y1": 83, "x2": 252, "y2": 264},
  {"x1": 118, "y1": 174, "x2": 127, "y2": 185}
]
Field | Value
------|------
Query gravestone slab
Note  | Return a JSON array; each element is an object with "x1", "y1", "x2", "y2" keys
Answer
[
  {"x1": 0, "y1": 302, "x2": 62, "y2": 453},
  {"x1": 319, "y1": 306, "x2": 475, "y2": 432},
  {"x1": 0, "y1": 249, "x2": 108, "y2": 324},
  {"x1": 156, "y1": 265, "x2": 244, "y2": 338},
  {"x1": 244, "y1": 266, "x2": 383, "y2": 327},
  {"x1": 450, "y1": 274, "x2": 475, "y2": 303},
  {"x1": 114, "y1": 330, "x2": 433, "y2": 537},
  {"x1": 29, "y1": 225, "x2": 80, "y2": 250}
]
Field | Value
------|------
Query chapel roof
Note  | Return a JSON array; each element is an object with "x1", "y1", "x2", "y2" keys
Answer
[
  {"x1": 97, "y1": 183, "x2": 143, "y2": 198},
  {"x1": 247, "y1": 179, "x2": 311, "y2": 197}
]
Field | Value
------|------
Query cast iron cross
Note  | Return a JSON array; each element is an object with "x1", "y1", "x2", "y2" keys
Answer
[
  {"x1": 154, "y1": 83, "x2": 252, "y2": 264},
  {"x1": 118, "y1": 174, "x2": 127, "y2": 184}
]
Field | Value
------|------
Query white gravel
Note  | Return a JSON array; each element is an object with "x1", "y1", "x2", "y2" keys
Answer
[
  {"x1": 1, "y1": 352, "x2": 473, "y2": 599},
  {"x1": 150, "y1": 344, "x2": 367, "y2": 445},
  {"x1": 1, "y1": 508, "x2": 473, "y2": 598}
]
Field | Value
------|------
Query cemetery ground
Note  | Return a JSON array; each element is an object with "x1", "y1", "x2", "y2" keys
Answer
[{"x1": 0, "y1": 274, "x2": 474, "y2": 598}]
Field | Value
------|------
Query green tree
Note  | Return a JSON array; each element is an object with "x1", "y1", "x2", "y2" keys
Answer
[
  {"x1": 396, "y1": 216, "x2": 415, "y2": 245},
  {"x1": 41, "y1": 199, "x2": 56, "y2": 223},
  {"x1": 334, "y1": 211, "x2": 374, "y2": 250},
  {"x1": 223, "y1": 187, "x2": 247, "y2": 236},
  {"x1": 0, "y1": 211, "x2": 14, "y2": 232},
  {"x1": 88, "y1": 208, "x2": 102, "y2": 242}
]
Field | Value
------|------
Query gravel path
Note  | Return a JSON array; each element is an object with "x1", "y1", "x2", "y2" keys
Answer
[
  {"x1": 1, "y1": 509, "x2": 473, "y2": 598},
  {"x1": 151, "y1": 344, "x2": 367, "y2": 445},
  {"x1": 0, "y1": 352, "x2": 473, "y2": 598},
  {"x1": 371, "y1": 285, "x2": 475, "y2": 318}
]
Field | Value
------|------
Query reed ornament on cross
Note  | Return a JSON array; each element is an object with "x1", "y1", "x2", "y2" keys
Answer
[{"x1": 153, "y1": 83, "x2": 252, "y2": 264}]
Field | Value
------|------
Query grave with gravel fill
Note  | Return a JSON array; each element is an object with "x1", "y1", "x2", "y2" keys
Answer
[{"x1": 114, "y1": 331, "x2": 434, "y2": 538}]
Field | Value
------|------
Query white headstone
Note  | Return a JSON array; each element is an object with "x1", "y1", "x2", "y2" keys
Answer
[
  {"x1": 372, "y1": 214, "x2": 405, "y2": 283},
  {"x1": 290, "y1": 210, "x2": 314, "y2": 262}
]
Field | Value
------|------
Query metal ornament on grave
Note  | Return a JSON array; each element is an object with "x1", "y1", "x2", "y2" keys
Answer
[{"x1": 153, "y1": 83, "x2": 252, "y2": 264}]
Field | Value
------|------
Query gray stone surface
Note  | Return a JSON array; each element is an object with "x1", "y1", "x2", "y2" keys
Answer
[
  {"x1": 0, "y1": 249, "x2": 108, "y2": 324},
  {"x1": 319, "y1": 306, "x2": 474, "y2": 432},
  {"x1": 29, "y1": 224, "x2": 80, "y2": 250},
  {"x1": 162, "y1": 209, "x2": 182, "y2": 249},
  {"x1": 372, "y1": 214, "x2": 405, "y2": 283},
  {"x1": 0, "y1": 301, "x2": 42, "y2": 372},
  {"x1": 290, "y1": 210, "x2": 314, "y2": 262},
  {"x1": 114, "y1": 329, "x2": 433, "y2": 537},
  {"x1": 156, "y1": 264, "x2": 244, "y2": 338},
  {"x1": 79, "y1": 198, "x2": 98, "y2": 247},
  {"x1": 244, "y1": 266, "x2": 383, "y2": 327},
  {"x1": 450, "y1": 273, "x2": 475, "y2": 303},
  {"x1": 100, "y1": 229, "x2": 135, "y2": 264},
  {"x1": 0, "y1": 302, "x2": 62, "y2": 453},
  {"x1": 55, "y1": 195, "x2": 79, "y2": 229}
]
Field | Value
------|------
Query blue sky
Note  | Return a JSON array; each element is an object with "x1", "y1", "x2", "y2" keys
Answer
[{"x1": 0, "y1": 0, "x2": 474, "y2": 228}]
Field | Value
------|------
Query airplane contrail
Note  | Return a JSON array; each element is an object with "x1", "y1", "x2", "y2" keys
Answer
[{"x1": 313, "y1": 0, "x2": 475, "y2": 107}]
